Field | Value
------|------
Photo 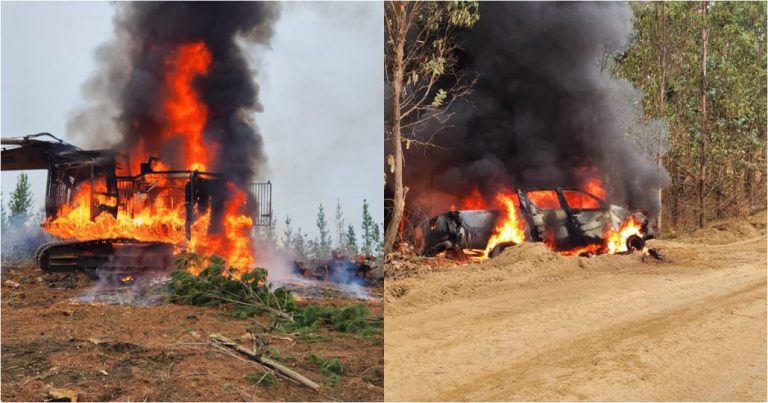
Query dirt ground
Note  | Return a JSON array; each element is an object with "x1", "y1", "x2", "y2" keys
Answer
[
  {"x1": 1, "y1": 267, "x2": 383, "y2": 402},
  {"x1": 384, "y1": 212, "x2": 767, "y2": 401}
]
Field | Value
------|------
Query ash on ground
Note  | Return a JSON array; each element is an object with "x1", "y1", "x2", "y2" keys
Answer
[
  {"x1": 70, "y1": 271, "x2": 170, "y2": 306},
  {"x1": 281, "y1": 277, "x2": 381, "y2": 301}
]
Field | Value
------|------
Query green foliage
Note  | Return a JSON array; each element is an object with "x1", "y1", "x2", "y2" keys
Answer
[
  {"x1": 344, "y1": 224, "x2": 358, "y2": 257},
  {"x1": 281, "y1": 215, "x2": 294, "y2": 257},
  {"x1": 168, "y1": 253, "x2": 296, "y2": 314},
  {"x1": 307, "y1": 354, "x2": 322, "y2": 364},
  {"x1": 371, "y1": 222, "x2": 383, "y2": 258},
  {"x1": 421, "y1": 1, "x2": 480, "y2": 31},
  {"x1": 291, "y1": 227, "x2": 307, "y2": 261},
  {"x1": 8, "y1": 172, "x2": 33, "y2": 226},
  {"x1": 361, "y1": 199, "x2": 376, "y2": 256},
  {"x1": 385, "y1": 0, "x2": 481, "y2": 253},
  {"x1": 334, "y1": 199, "x2": 345, "y2": 252},
  {"x1": 169, "y1": 253, "x2": 381, "y2": 340},
  {"x1": 307, "y1": 354, "x2": 346, "y2": 386},
  {"x1": 290, "y1": 304, "x2": 328, "y2": 330},
  {"x1": 282, "y1": 304, "x2": 379, "y2": 335},
  {"x1": 385, "y1": 0, "x2": 480, "y2": 143},
  {"x1": 431, "y1": 88, "x2": 448, "y2": 107},
  {"x1": 614, "y1": 1, "x2": 766, "y2": 230},
  {"x1": 425, "y1": 58, "x2": 446, "y2": 76},
  {"x1": 316, "y1": 204, "x2": 332, "y2": 258},
  {"x1": 320, "y1": 358, "x2": 346, "y2": 376},
  {"x1": 268, "y1": 347, "x2": 283, "y2": 361},
  {"x1": 1, "y1": 191, "x2": 8, "y2": 232},
  {"x1": 246, "y1": 372, "x2": 277, "y2": 387},
  {"x1": 329, "y1": 304, "x2": 369, "y2": 333},
  {"x1": 446, "y1": 1, "x2": 480, "y2": 28}
]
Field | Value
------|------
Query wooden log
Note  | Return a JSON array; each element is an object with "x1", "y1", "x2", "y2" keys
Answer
[{"x1": 209, "y1": 333, "x2": 320, "y2": 392}]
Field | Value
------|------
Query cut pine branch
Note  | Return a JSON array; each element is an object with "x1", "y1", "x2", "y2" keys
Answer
[
  {"x1": 209, "y1": 333, "x2": 320, "y2": 392},
  {"x1": 201, "y1": 292, "x2": 293, "y2": 322}
]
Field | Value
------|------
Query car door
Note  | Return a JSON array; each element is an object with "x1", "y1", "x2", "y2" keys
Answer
[
  {"x1": 560, "y1": 189, "x2": 611, "y2": 240},
  {"x1": 523, "y1": 189, "x2": 569, "y2": 246}
]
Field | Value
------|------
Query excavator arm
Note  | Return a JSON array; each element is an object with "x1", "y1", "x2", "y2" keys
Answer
[{"x1": 1, "y1": 133, "x2": 80, "y2": 170}]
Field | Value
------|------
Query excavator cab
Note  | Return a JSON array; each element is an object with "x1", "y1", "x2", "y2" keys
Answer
[{"x1": 2, "y1": 134, "x2": 273, "y2": 277}]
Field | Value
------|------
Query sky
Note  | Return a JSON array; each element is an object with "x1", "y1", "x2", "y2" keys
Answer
[{"x1": 0, "y1": 1, "x2": 383, "y2": 240}]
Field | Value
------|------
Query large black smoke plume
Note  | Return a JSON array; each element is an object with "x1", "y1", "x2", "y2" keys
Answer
[
  {"x1": 68, "y1": 2, "x2": 280, "y2": 187},
  {"x1": 404, "y1": 2, "x2": 669, "y2": 217}
]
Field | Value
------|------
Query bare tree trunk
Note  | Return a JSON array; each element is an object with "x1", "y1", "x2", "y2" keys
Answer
[
  {"x1": 383, "y1": 3, "x2": 406, "y2": 254},
  {"x1": 671, "y1": 180, "x2": 680, "y2": 229},
  {"x1": 697, "y1": 1, "x2": 709, "y2": 229},
  {"x1": 656, "y1": 2, "x2": 667, "y2": 234},
  {"x1": 743, "y1": 153, "x2": 753, "y2": 214}
]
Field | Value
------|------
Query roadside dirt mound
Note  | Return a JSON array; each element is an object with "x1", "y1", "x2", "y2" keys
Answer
[
  {"x1": 385, "y1": 213, "x2": 767, "y2": 401},
  {"x1": 386, "y1": 212, "x2": 766, "y2": 317},
  {"x1": 384, "y1": 254, "x2": 460, "y2": 281},
  {"x1": 385, "y1": 243, "x2": 638, "y2": 316},
  {"x1": 677, "y1": 211, "x2": 766, "y2": 245},
  {"x1": 484, "y1": 242, "x2": 564, "y2": 268}
]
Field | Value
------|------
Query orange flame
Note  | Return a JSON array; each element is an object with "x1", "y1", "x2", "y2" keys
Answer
[
  {"x1": 461, "y1": 187, "x2": 486, "y2": 209},
  {"x1": 527, "y1": 190, "x2": 560, "y2": 209},
  {"x1": 577, "y1": 165, "x2": 606, "y2": 200},
  {"x1": 189, "y1": 184, "x2": 255, "y2": 270},
  {"x1": 483, "y1": 190, "x2": 526, "y2": 257},
  {"x1": 584, "y1": 176, "x2": 606, "y2": 200},
  {"x1": 41, "y1": 41, "x2": 257, "y2": 275},
  {"x1": 562, "y1": 190, "x2": 601, "y2": 209},
  {"x1": 604, "y1": 214, "x2": 644, "y2": 254},
  {"x1": 455, "y1": 184, "x2": 646, "y2": 259},
  {"x1": 164, "y1": 42, "x2": 213, "y2": 171}
]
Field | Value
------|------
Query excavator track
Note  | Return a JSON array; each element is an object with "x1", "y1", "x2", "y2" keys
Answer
[{"x1": 35, "y1": 238, "x2": 175, "y2": 276}]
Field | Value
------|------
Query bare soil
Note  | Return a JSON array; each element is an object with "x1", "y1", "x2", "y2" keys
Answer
[
  {"x1": 384, "y1": 212, "x2": 767, "y2": 401},
  {"x1": 1, "y1": 267, "x2": 383, "y2": 402}
]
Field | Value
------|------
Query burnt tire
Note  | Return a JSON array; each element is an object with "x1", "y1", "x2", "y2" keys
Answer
[
  {"x1": 626, "y1": 235, "x2": 645, "y2": 252},
  {"x1": 489, "y1": 241, "x2": 517, "y2": 258}
]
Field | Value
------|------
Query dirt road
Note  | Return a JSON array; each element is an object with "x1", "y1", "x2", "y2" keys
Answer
[{"x1": 384, "y1": 214, "x2": 766, "y2": 401}]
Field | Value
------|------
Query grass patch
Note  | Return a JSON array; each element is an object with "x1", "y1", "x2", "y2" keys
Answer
[
  {"x1": 294, "y1": 332, "x2": 330, "y2": 343},
  {"x1": 268, "y1": 347, "x2": 283, "y2": 361},
  {"x1": 245, "y1": 372, "x2": 277, "y2": 387},
  {"x1": 320, "y1": 358, "x2": 346, "y2": 376},
  {"x1": 282, "y1": 304, "x2": 382, "y2": 335},
  {"x1": 307, "y1": 354, "x2": 346, "y2": 386}
]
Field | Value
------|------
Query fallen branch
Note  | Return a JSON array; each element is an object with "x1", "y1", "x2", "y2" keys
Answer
[
  {"x1": 202, "y1": 292, "x2": 293, "y2": 322},
  {"x1": 209, "y1": 333, "x2": 319, "y2": 392}
]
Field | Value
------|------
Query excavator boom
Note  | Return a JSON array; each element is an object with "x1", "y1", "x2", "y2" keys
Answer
[{"x1": 1, "y1": 133, "x2": 78, "y2": 170}]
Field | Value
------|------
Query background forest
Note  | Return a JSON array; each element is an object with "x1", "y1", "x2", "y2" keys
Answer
[{"x1": 614, "y1": 1, "x2": 766, "y2": 234}]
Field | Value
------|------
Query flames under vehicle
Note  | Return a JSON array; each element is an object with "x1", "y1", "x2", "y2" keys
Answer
[
  {"x1": 1, "y1": 133, "x2": 272, "y2": 278},
  {"x1": 419, "y1": 187, "x2": 652, "y2": 258}
]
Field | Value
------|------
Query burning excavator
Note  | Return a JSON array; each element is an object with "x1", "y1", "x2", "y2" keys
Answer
[
  {"x1": 1, "y1": 133, "x2": 272, "y2": 280},
  {"x1": 418, "y1": 186, "x2": 658, "y2": 261}
]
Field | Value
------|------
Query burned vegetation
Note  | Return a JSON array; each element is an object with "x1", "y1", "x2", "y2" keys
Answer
[{"x1": 1, "y1": 259, "x2": 384, "y2": 402}]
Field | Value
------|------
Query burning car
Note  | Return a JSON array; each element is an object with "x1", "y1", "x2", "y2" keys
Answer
[{"x1": 418, "y1": 187, "x2": 653, "y2": 259}]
